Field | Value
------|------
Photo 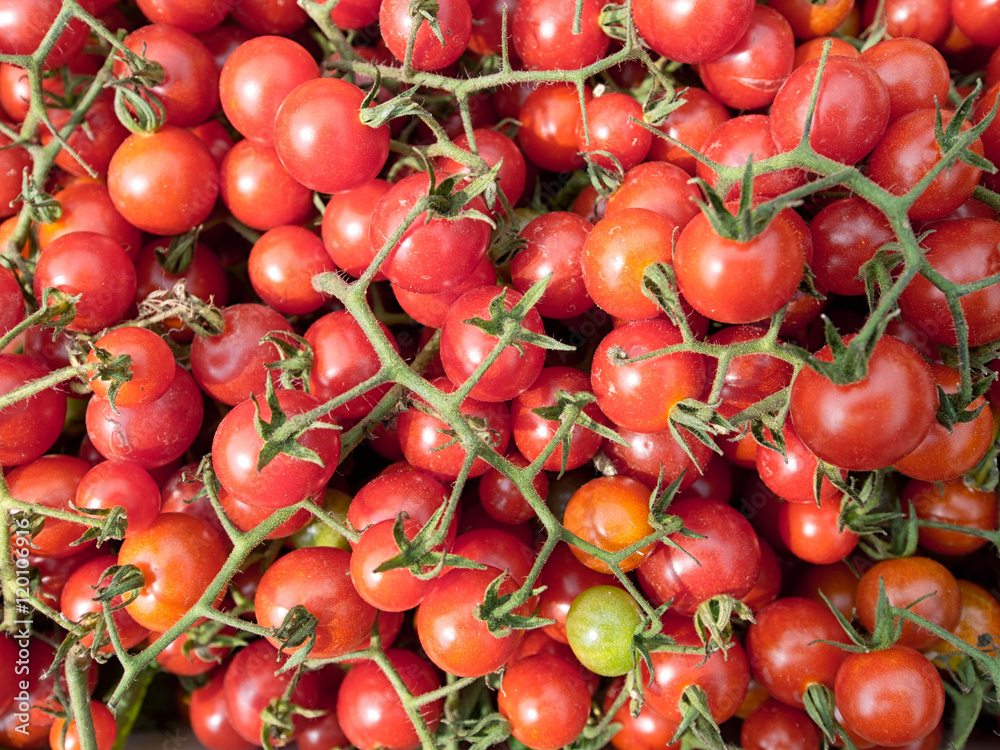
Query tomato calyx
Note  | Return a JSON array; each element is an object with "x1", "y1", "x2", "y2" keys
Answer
[
  {"x1": 84, "y1": 345, "x2": 133, "y2": 413},
  {"x1": 476, "y1": 570, "x2": 553, "y2": 637},
  {"x1": 692, "y1": 595, "x2": 755, "y2": 658},
  {"x1": 269, "y1": 605, "x2": 319, "y2": 669},
  {"x1": 670, "y1": 684, "x2": 726, "y2": 750},
  {"x1": 373, "y1": 510, "x2": 483, "y2": 580},
  {"x1": 530, "y1": 388, "x2": 625, "y2": 476},
  {"x1": 252, "y1": 376, "x2": 340, "y2": 473},
  {"x1": 641, "y1": 263, "x2": 695, "y2": 340},
  {"x1": 934, "y1": 83, "x2": 997, "y2": 176},
  {"x1": 68, "y1": 502, "x2": 129, "y2": 546},
  {"x1": 462, "y1": 282, "x2": 574, "y2": 357},
  {"x1": 258, "y1": 682, "x2": 326, "y2": 750},
  {"x1": 154, "y1": 228, "x2": 200, "y2": 275},
  {"x1": 139, "y1": 280, "x2": 225, "y2": 337},
  {"x1": 802, "y1": 683, "x2": 846, "y2": 748},
  {"x1": 261, "y1": 331, "x2": 315, "y2": 392}
]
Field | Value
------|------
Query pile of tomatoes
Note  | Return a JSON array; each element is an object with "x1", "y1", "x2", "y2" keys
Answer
[{"x1": 3, "y1": 0, "x2": 1000, "y2": 749}]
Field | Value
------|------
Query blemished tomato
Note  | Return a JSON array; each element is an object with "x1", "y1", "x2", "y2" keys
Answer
[
  {"x1": 255, "y1": 547, "x2": 376, "y2": 659},
  {"x1": 117, "y1": 513, "x2": 228, "y2": 633},
  {"x1": 834, "y1": 645, "x2": 944, "y2": 747},
  {"x1": 565, "y1": 585, "x2": 643, "y2": 677}
]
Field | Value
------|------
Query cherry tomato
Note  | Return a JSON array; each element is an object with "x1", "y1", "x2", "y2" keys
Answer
[
  {"x1": 565, "y1": 585, "x2": 643, "y2": 677},
  {"x1": 273, "y1": 77, "x2": 390, "y2": 194},
  {"x1": 86, "y1": 327, "x2": 175, "y2": 408},
  {"x1": 336, "y1": 650, "x2": 443, "y2": 750},
  {"x1": 512, "y1": 0, "x2": 609, "y2": 71},
  {"x1": 498, "y1": 653, "x2": 591, "y2": 750},
  {"x1": 60, "y1": 554, "x2": 150, "y2": 652},
  {"x1": 0, "y1": 355, "x2": 68, "y2": 467},
  {"x1": 778, "y1": 494, "x2": 860, "y2": 565},
  {"x1": 117, "y1": 513, "x2": 228, "y2": 632},
  {"x1": 564, "y1": 475, "x2": 654, "y2": 574},
  {"x1": 255, "y1": 547, "x2": 377, "y2": 659},
  {"x1": 855, "y1": 556, "x2": 961, "y2": 651},
  {"x1": 189, "y1": 670, "x2": 256, "y2": 750},
  {"x1": 632, "y1": 0, "x2": 755, "y2": 64},
  {"x1": 834, "y1": 645, "x2": 944, "y2": 747},
  {"x1": 379, "y1": 0, "x2": 472, "y2": 71},
  {"x1": 49, "y1": 702, "x2": 117, "y2": 750}
]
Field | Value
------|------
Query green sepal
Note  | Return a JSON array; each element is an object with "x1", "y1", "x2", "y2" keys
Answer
[
  {"x1": 86, "y1": 345, "x2": 134, "y2": 414},
  {"x1": 271, "y1": 605, "x2": 318, "y2": 672},
  {"x1": 477, "y1": 570, "x2": 554, "y2": 637},
  {"x1": 90, "y1": 563, "x2": 145, "y2": 610},
  {"x1": 253, "y1": 375, "x2": 340, "y2": 473}
]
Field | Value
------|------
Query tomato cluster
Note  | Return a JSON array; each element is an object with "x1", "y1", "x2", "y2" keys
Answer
[{"x1": 3, "y1": 1, "x2": 1000, "y2": 750}]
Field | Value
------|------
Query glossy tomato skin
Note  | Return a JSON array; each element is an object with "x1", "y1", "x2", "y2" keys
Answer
[
  {"x1": 397, "y1": 377, "x2": 510, "y2": 480},
  {"x1": 437, "y1": 128, "x2": 527, "y2": 211},
  {"x1": 75, "y1": 459, "x2": 161, "y2": 536},
  {"x1": 511, "y1": 212, "x2": 593, "y2": 319},
  {"x1": 0, "y1": 355, "x2": 68, "y2": 468},
  {"x1": 602, "y1": 677, "x2": 681, "y2": 750},
  {"x1": 440, "y1": 286, "x2": 546, "y2": 402},
  {"x1": 273, "y1": 77, "x2": 390, "y2": 194},
  {"x1": 86, "y1": 327, "x2": 175, "y2": 409},
  {"x1": 60, "y1": 554, "x2": 151, "y2": 652},
  {"x1": 563, "y1": 475, "x2": 654, "y2": 574},
  {"x1": 778, "y1": 494, "x2": 860, "y2": 564},
  {"x1": 223, "y1": 639, "x2": 322, "y2": 746},
  {"x1": 868, "y1": 109, "x2": 984, "y2": 221},
  {"x1": 859, "y1": 38, "x2": 950, "y2": 124},
  {"x1": 371, "y1": 171, "x2": 491, "y2": 295},
  {"x1": 604, "y1": 424, "x2": 713, "y2": 493},
  {"x1": 518, "y1": 83, "x2": 592, "y2": 173},
  {"x1": 591, "y1": 319, "x2": 706, "y2": 434},
  {"x1": 565, "y1": 585, "x2": 643, "y2": 677},
  {"x1": 351, "y1": 517, "x2": 441, "y2": 611},
  {"x1": 306, "y1": 310, "x2": 397, "y2": 419},
  {"x1": 86, "y1": 364, "x2": 204, "y2": 469},
  {"x1": 697, "y1": 5, "x2": 794, "y2": 110},
  {"x1": 346, "y1": 469, "x2": 450, "y2": 539},
  {"x1": 415, "y1": 566, "x2": 527, "y2": 677},
  {"x1": 108, "y1": 125, "x2": 219, "y2": 235},
  {"x1": 49, "y1": 702, "x2": 117, "y2": 750},
  {"x1": 649, "y1": 88, "x2": 730, "y2": 174},
  {"x1": 637, "y1": 498, "x2": 761, "y2": 616},
  {"x1": 897, "y1": 218, "x2": 1000, "y2": 348},
  {"x1": 605, "y1": 161, "x2": 701, "y2": 230},
  {"x1": 675, "y1": 207, "x2": 807, "y2": 324},
  {"x1": 321, "y1": 179, "x2": 391, "y2": 278},
  {"x1": 115, "y1": 23, "x2": 220, "y2": 128},
  {"x1": 118, "y1": 513, "x2": 228, "y2": 632},
  {"x1": 892, "y1": 363, "x2": 994, "y2": 482},
  {"x1": 337, "y1": 650, "x2": 443, "y2": 750},
  {"x1": 513, "y1": 0, "x2": 608, "y2": 71},
  {"x1": 581, "y1": 207, "x2": 677, "y2": 321},
  {"x1": 380, "y1": 0, "x2": 472, "y2": 70},
  {"x1": 537, "y1": 543, "x2": 622, "y2": 644},
  {"x1": 834, "y1": 645, "x2": 944, "y2": 747},
  {"x1": 745, "y1": 597, "x2": 851, "y2": 708},
  {"x1": 809, "y1": 196, "x2": 895, "y2": 296},
  {"x1": 770, "y1": 55, "x2": 890, "y2": 165},
  {"x1": 189, "y1": 670, "x2": 256, "y2": 750},
  {"x1": 5, "y1": 455, "x2": 90, "y2": 558},
  {"x1": 741, "y1": 699, "x2": 821, "y2": 750},
  {"x1": 855, "y1": 556, "x2": 960, "y2": 651},
  {"x1": 498, "y1": 653, "x2": 591, "y2": 750},
  {"x1": 769, "y1": 0, "x2": 854, "y2": 38},
  {"x1": 255, "y1": 547, "x2": 376, "y2": 659},
  {"x1": 219, "y1": 35, "x2": 318, "y2": 146},
  {"x1": 643, "y1": 614, "x2": 750, "y2": 726},
  {"x1": 510, "y1": 366, "x2": 607, "y2": 472},
  {"x1": 575, "y1": 92, "x2": 651, "y2": 172},
  {"x1": 633, "y1": 0, "x2": 755, "y2": 64},
  {"x1": 190, "y1": 303, "x2": 294, "y2": 405},
  {"x1": 219, "y1": 140, "x2": 314, "y2": 231},
  {"x1": 247, "y1": 225, "x2": 334, "y2": 315},
  {"x1": 33, "y1": 231, "x2": 136, "y2": 333},
  {"x1": 903, "y1": 477, "x2": 999, "y2": 556},
  {"x1": 755, "y1": 418, "x2": 845, "y2": 504},
  {"x1": 212, "y1": 389, "x2": 340, "y2": 509},
  {"x1": 789, "y1": 334, "x2": 936, "y2": 471}
]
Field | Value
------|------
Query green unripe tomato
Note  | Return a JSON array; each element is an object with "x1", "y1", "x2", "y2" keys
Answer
[
  {"x1": 290, "y1": 489, "x2": 352, "y2": 550},
  {"x1": 565, "y1": 585, "x2": 642, "y2": 676}
]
